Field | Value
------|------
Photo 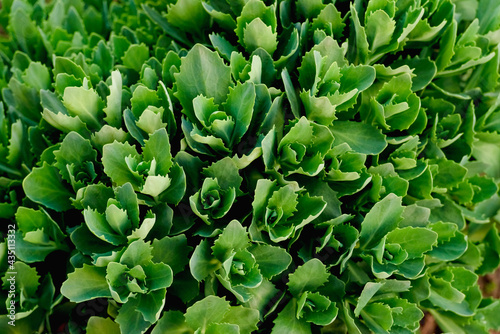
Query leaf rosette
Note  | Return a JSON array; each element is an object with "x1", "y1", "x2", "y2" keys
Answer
[
  {"x1": 102, "y1": 128, "x2": 186, "y2": 204},
  {"x1": 106, "y1": 249, "x2": 172, "y2": 305},
  {"x1": 189, "y1": 157, "x2": 243, "y2": 225},
  {"x1": 3, "y1": 55, "x2": 51, "y2": 123},
  {"x1": 81, "y1": 183, "x2": 158, "y2": 249},
  {"x1": 273, "y1": 259, "x2": 340, "y2": 332},
  {"x1": 359, "y1": 73, "x2": 422, "y2": 132},
  {"x1": 250, "y1": 179, "x2": 327, "y2": 243},
  {"x1": 14, "y1": 207, "x2": 69, "y2": 263},
  {"x1": 190, "y1": 220, "x2": 291, "y2": 303},
  {"x1": 0, "y1": 261, "x2": 58, "y2": 332},
  {"x1": 235, "y1": 0, "x2": 278, "y2": 55},
  {"x1": 124, "y1": 82, "x2": 176, "y2": 146},
  {"x1": 180, "y1": 83, "x2": 256, "y2": 156},
  {"x1": 61, "y1": 239, "x2": 173, "y2": 333},
  {"x1": 349, "y1": 0, "x2": 453, "y2": 65},
  {"x1": 297, "y1": 37, "x2": 376, "y2": 124},
  {"x1": 22, "y1": 131, "x2": 99, "y2": 212},
  {"x1": 174, "y1": 44, "x2": 257, "y2": 156},
  {"x1": 315, "y1": 216, "x2": 359, "y2": 272},
  {"x1": 263, "y1": 116, "x2": 334, "y2": 177},
  {"x1": 152, "y1": 296, "x2": 260, "y2": 334},
  {"x1": 189, "y1": 177, "x2": 236, "y2": 225}
]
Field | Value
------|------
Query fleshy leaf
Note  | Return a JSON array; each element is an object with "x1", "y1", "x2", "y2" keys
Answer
[
  {"x1": 23, "y1": 162, "x2": 73, "y2": 212},
  {"x1": 359, "y1": 193, "x2": 404, "y2": 249},
  {"x1": 184, "y1": 296, "x2": 231, "y2": 331},
  {"x1": 60, "y1": 264, "x2": 111, "y2": 303},
  {"x1": 287, "y1": 259, "x2": 330, "y2": 296},
  {"x1": 174, "y1": 44, "x2": 233, "y2": 122},
  {"x1": 330, "y1": 121, "x2": 387, "y2": 155}
]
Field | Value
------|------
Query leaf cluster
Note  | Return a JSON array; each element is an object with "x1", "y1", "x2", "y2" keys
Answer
[{"x1": 1, "y1": 0, "x2": 500, "y2": 333}]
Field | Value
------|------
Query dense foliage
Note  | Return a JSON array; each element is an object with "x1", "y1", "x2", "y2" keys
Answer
[{"x1": 1, "y1": 0, "x2": 500, "y2": 333}]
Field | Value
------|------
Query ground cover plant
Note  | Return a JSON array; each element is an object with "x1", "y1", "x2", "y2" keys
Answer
[{"x1": 1, "y1": 0, "x2": 500, "y2": 333}]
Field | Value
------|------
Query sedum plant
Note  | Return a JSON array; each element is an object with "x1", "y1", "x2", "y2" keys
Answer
[{"x1": 1, "y1": 0, "x2": 500, "y2": 333}]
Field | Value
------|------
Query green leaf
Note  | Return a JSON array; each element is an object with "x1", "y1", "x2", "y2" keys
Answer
[
  {"x1": 135, "y1": 106, "x2": 167, "y2": 135},
  {"x1": 236, "y1": 0, "x2": 278, "y2": 53},
  {"x1": 152, "y1": 311, "x2": 193, "y2": 334},
  {"x1": 354, "y1": 282, "x2": 383, "y2": 317},
  {"x1": 15, "y1": 207, "x2": 67, "y2": 262},
  {"x1": 102, "y1": 141, "x2": 142, "y2": 189},
  {"x1": 297, "y1": 291, "x2": 338, "y2": 326},
  {"x1": 141, "y1": 4, "x2": 190, "y2": 46},
  {"x1": 248, "y1": 244, "x2": 292, "y2": 278},
  {"x1": 93, "y1": 40, "x2": 113, "y2": 77},
  {"x1": 278, "y1": 117, "x2": 334, "y2": 176},
  {"x1": 135, "y1": 289, "x2": 167, "y2": 323},
  {"x1": 476, "y1": 299, "x2": 500, "y2": 331},
  {"x1": 223, "y1": 81, "x2": 256, "y2": 144},
  {"x1": 212, "y1": 220, "x2": 250, "y2": 260},
  {"x1": 190, "y1": 239, "x2": 220, "y2": 281},
  {"x1": 54, "y1": 56, "x2": 87, "y2": 81},
  {"x1": 359, "y1": 193, "x2": 404, "y2": 249},
  {"x1": 301, "y1": 92, "x2": 336, "y2": 126},
  {"x1": 209, "y1": 33, "x2": 238, "y2": 60},
  {"x1": 221, "y1": 306, "x2": 260, "y2": 334},
  {"x1": 157, "y1": 163, "x2": 186, "y2": 205},
  {"x1": 22, "y1": 62, "x2": 51, "y2": 91},
  {"x1": 120, "y1": 239, "x2": 153, "y2": 268},
  {"x1": 360, "y1": 302, "x2": 393, "y2": 334},
  {"x1": 23, "y1": 162, "x2": 73, "y2": 212},
  {"x1": 2, "y1": 261, "x2": 40, "y2": 298},
  {"x1": 60, "y1": 264, "x2": 111, "y2": 303},
  {"x1": 174, "y1": 44, "x2": 233, "y2": 122},
  {"x1": 427, "y1": 266, "x2": 481, "y2": 317},
  {"x1": 282, "y1": 67, "x2": 301, "y2": 119},
  {"x1": 243, "y1": 18, "x2": 278, "y2": 54},
  {"x1": 203, "y1": 323, "x2": 238, "y2": 334},
  {"x1": 349, "y1": 4, "x2": 370, "y2": 64},
  {"x1": 311, "y1": 4, "x2": 345, "y2": 37},
  {"x1": 425, "y1": 221, "x2": 466, "y2": 260},
  {"x1": 115, "y1": 295, "x2": 152, "y2": 334},
  {"x1": 165, "y1": 0, "x2": 210, "y2": 32},
  {"x1": 432, "y1": 159, "x2": 468, "y2": 189},
  {"x1": 384, "y1": 297, "x2": 423, "y2": 331},
  {"x1": 477, "y1": 224, "x2": 500, "y2": 274},
  {"x1": 115, "y1": 183, "x2": 140, "y2": 227},
  {"x1": 106, "y1": 262, "x2": 135, "y2": 303},
  {"x1": 184, "y1": 296, "x2": 231, "y2": 331},
  {"x1": 54, "y1": 131, "x2": 97, "y2": 183},
  {"x1": 330, "y1": 121, "x2": 387, "y2": 155},
  {"x1": 103, "y1": 70, "x2": 123, "y2": 128},
  {"x1": 42, "y1": 107, "x2": 91, "y2": 137},
  {"x1": 267, "y1": 184, "x2": 299, "y2": 219},
  {"x1": 91, "y1": 125, "x2": 128, "y2": 151},
  {"x1": 386, "y1": 227, "x2": 438, "y2": 258},
  {"x1": 86, "y1": 317, "x2": 121, "y2": 334},
  {"x1": 62, "y1": 86, "x2": 104, "y2": 130},
  {"x1": 143, "y1": 128, "x2": 172, "y2": 175},
  {"x1": 297, "y1": 0, "x2": 325, "y2": 18},
  {"x1": 152, "y1": 234, "x2": 191, "y2": 274},
  {"x1": 366, "y1": 10, "x2": 396, "y2": 52},
  {"x1": 143, "y1": 261, "x2": 174, "y2": 291},
  {"x1": 122, "y1": 43, "x2": 150, "y2": 72},
  {"x1": 131, "y1": 85, "x2": 161, "y2": 118},
  {"x1": 288, "y1": 258, "x2": 330, "y2": 296},
  {"x1": 204, "y1": 157, "x2": 243, "y2": 192},
  {"x1": 272, "y1": 299, "x2": 311, "y2": 334}
]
